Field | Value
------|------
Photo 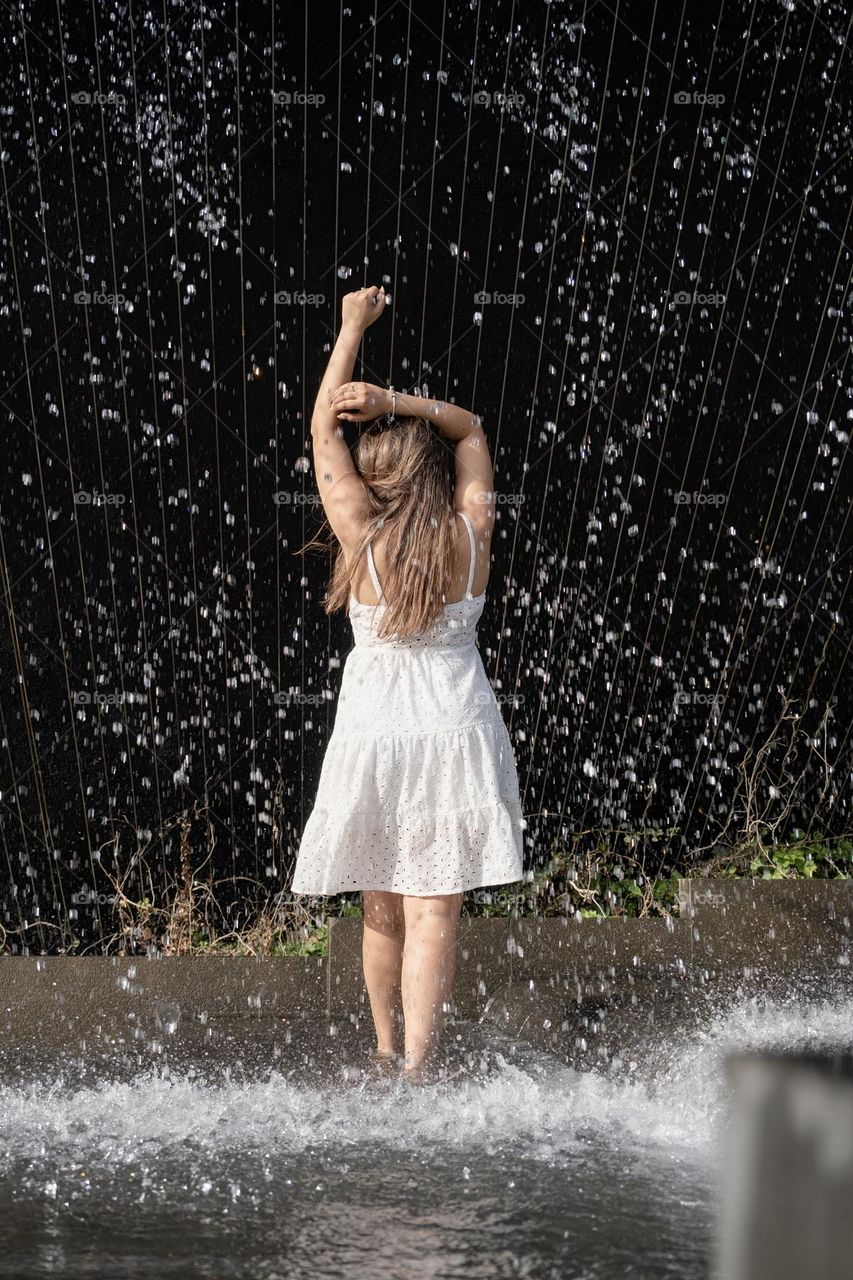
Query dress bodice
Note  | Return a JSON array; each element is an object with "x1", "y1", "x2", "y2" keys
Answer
[
  {"x1": 348, "y1": 510, "x2": 486, "y2": 650},
  {"x1": 348, "y1": 592, "x2": 486, "y2": 649}
]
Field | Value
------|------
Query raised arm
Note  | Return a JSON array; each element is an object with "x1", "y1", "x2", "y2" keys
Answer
[
  {"x1": 310, "y1": 286, "x2": 387, "y2": 548},
  {"x1": 330, "y1": 384, "x2": 480, "y2": 440},
  {"x1": 394, "y1": 394, "x2": 496, "y2": 529},
  {"x1": 329, "y1": 380, "x2": 496, "y2": 529},
  {"x1": 393, "y1": 394, "x2": 482, "y2": 442},
  {"x1": 449, "y1": 422, "x2": 495, "y2": 530}
]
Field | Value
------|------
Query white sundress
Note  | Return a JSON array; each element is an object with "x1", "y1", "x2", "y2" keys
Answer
[{"x1": 290, "y1": 512, "x2": 525, "y2": 897}]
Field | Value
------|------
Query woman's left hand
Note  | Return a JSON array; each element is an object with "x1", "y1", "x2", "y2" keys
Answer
[{"x1": 329, "y1": 381, "x2": 392, "y2": 421}]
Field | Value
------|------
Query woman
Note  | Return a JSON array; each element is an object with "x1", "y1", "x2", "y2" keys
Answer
[{"x1": 291, "y1": 284, "x2": 525, "y2": 1084}]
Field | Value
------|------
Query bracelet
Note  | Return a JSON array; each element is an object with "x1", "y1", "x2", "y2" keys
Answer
[{"x1": 388, "y1": 385, "x2": 396, "y2": 418}]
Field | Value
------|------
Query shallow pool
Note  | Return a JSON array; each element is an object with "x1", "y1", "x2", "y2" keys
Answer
[{"x1": 2, "y1": 992, "x2": 851, "y2": 1278}]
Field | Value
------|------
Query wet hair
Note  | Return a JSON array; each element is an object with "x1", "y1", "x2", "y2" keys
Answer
[{"x1": 301, "y1": 414, "x2": 461, "y2": 640}]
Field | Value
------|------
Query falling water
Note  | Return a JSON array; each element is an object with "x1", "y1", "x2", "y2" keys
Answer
[{"x1": 1, "y1": 0, "x2": 851, "y2": 950}]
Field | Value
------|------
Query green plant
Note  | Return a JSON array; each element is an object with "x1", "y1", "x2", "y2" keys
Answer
[{"x1": 696, "y1": 834, "x2": 852, "y2": 881}]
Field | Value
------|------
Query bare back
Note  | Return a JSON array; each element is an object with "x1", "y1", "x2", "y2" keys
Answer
[{"x1": 349, "y1": 512, "x2": 491, "y2": 607}]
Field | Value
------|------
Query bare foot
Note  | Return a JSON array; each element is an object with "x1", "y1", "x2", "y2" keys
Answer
[
  {"x1": 368, "y1": 1048, "x2": 400, "y2": 1079},
  {"x1": 399, "y1": 1060, "x2": 439, "y2": 1085}
]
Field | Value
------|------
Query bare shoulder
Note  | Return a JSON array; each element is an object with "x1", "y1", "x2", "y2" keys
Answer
[
  {"x1": 457, "y1": 499, "x2": 495, "y2": 541},
  {"x1": 323, "y1": 472, "x2": 372, "y2": 553}
]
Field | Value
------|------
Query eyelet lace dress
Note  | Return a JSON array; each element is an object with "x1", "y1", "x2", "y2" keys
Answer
[{"x1": 290, "y1": 512, "x2": 525, "y2": 896}]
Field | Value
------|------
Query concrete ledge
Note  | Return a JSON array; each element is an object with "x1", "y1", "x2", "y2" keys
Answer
[
  {"x1": 328, "y1": 912, "x2": 690, "y2": 1019},
  {"x1": 679, "y1": 878, "x2": 853, "y2": 986},
  {"x1": 329, "y1": 878, "x2": 853, "y2": 1018},
  {"x1": 1, "y1": 881, "x2": 851, "y2": 1070},
  {"x1": 0, "y1": 955, "x2": 327, "y2": 1069}
]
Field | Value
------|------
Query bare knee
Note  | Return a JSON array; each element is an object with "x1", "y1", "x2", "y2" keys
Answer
[
  {"x1": 363, "y1": 890, "x2": 405, "y2": 940},
  {"x1": 403, "y1": 893, "x2": 463, "y2": 937}
]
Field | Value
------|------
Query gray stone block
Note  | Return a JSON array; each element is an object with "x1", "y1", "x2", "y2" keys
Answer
[{"x1": 716, "y1": 1051, "x2": 853, "y2": 1280}]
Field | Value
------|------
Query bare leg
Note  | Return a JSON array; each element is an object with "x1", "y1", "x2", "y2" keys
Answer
[
  {"x1": 362, "y1": 890, "x2": 405, "y2": 1055},
  {"x1": 400, "y1": 893, "x2": 463, "y2": 1076}
]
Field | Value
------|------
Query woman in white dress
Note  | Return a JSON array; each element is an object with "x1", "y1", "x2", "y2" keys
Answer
[{"x1": 292, "y1": 284, "x2": 524, "y2": 1083}]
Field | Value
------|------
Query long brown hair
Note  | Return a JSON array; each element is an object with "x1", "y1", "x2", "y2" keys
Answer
[{"x1": 299, "y1": 414, "x2": 462, "y2": 640}]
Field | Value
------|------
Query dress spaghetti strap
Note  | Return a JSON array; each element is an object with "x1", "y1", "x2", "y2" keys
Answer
[
  {"x1": 457, "y1": 511, "x2": 477, "y2": 599},
  {"x1": 365, "y1": 542, "x2": 385, "y2": 604},
  {"x1": 365, "y1": 511, "x2": 476, "y2": 605}
]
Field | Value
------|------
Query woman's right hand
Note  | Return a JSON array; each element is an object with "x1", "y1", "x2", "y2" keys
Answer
[
  {"x1": 329, "y1": 381, "x2": 392, "y2": 421},
  {"x1": 341, "y1": 285, "x2": 387, "y2": 331}
]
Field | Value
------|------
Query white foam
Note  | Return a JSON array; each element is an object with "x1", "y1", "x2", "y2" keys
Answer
[{"x1": 2, "y1": 992, "x2": 851, "y2": 1169}]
